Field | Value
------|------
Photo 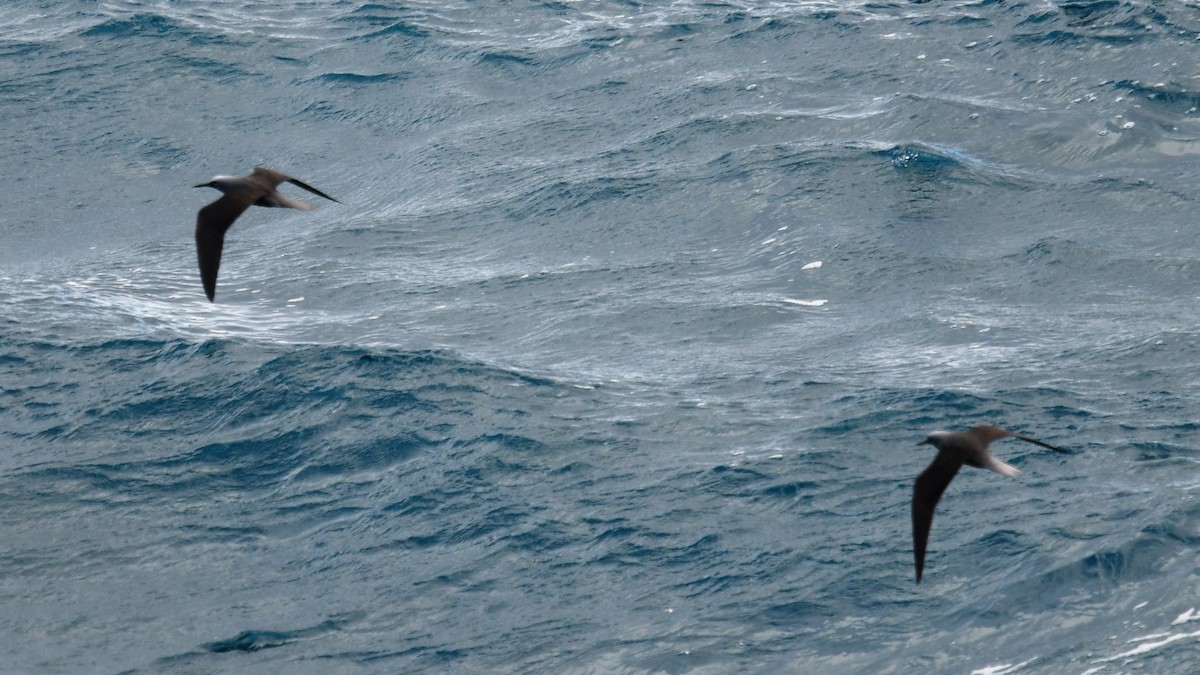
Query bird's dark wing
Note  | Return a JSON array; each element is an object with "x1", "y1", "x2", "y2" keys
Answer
[
  {"x1": 251, "y1": 167, "x2": 339, "y2": 204},
  {"x1": 251, "y1": 167, "x2": 291, "y2": 189},
  {"x1": 965, "y1": 425, "x2": 1013, "y2": 447},
  {"x1": 966, "y1": 426, "x2": 1066, "y2": 453},
  {"x1": 913, "y1": 451, "x2": 963, "y2": 584},
  {"x1": 1010, "y1": 433, "x2": 1068, "y2": 453},
  {"x1": 285, "y1": 177, "x2": 339, "y2": 204},
  {"x1": 195, "y1": 224, "x2": 224, "y2": 302},
  {"x1": 195, "y1": 194, "x2": 256, "y2": 302}
]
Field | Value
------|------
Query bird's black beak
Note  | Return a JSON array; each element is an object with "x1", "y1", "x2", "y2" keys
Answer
[
  {"x1": 917, "y1": 438, "x2": 931, "y2": 446},
  {"x1": 194, "y1": 182, "x2": 210, "y2": 188}
]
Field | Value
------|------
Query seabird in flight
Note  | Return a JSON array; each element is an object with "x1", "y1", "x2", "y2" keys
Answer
[
  {"x1": 912, "y1": 425, "x2": 1067, "y2": 583},
  {"x1": 193, "y1": 167, "x2": 339, "y2": 301}
]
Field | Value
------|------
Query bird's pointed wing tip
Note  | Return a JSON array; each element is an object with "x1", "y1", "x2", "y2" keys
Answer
[
  {"x1": 1013, "y1": 434, "x2": 1070, "y2": 454},
  {"x1": 285, "y1": 177, "x2": 339, "y2": 203}
]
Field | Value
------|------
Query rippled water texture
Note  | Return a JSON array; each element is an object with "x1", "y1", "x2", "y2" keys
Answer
[{"x1": 2, "y1": 1, "x2": 1199, "y2": 672}]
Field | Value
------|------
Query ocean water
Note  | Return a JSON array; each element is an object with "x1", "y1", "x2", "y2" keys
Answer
[{"x1": 2, "y1": 0, "x2": 1199, "y2": 672}]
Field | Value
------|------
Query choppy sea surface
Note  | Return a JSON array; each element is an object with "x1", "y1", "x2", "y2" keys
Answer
[{"x1": 3, "y1": 1, "x2": 1200, "y2": 672}]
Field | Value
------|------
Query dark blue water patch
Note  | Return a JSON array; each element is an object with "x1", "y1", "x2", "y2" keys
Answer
[
  {"x1": 78, "y1": 12, "x2": 230, "y2": 48},
  {"x1": 476, "y1": 50, "x2": 536, "y2": 68},
  {"x1": 721, "y1": 9, "x2": 755, "y2": 26},
  {"x1": 698, "y1": 464, "x2": 771, "y2": 496},
  {"x1": 2, "y1": 464, "x2": 127, "y2": 504},
  {"x1": 998, "y1": 520, "x2": 1193, "y2": 619},
  {"x1": 657, "y1": 21, "x2": 704, "y2": 40},
  {"x1": 1014, "y1": 11, "x2": 1147, "y2": 45},
  {"x1": 202, "y1": 616, "x2": 353, "y2": 654},
  {"x1": 341, "y1": 3, "x2": 431, "y2": 38},
  {"x1": 539, "y1": 0, "x2": 573, "y2": 13},
  {"x1": 725, "y1": 141, "x2": 866, "y2": 178},
  {"x1": 129, "y1": 135, "x2": 189, "y2": 166},
  {"x1": 2, "y1": 338, "x2": 196, "y2": 437},
  {"x1": 0, "y1": 351, "x2": 24, "y2": 368},
  {"x1": 444, "y1": 503, "x2": 532, "y2": 546},
  {"x1": 312, "y1": 71, "x2": 408, "y2": 85},
  {"x1": 205, "y1": 629, "x2": 292, "y2": 653},
  {"x1": 1, "y1": 337, "x2": 583, "y2": 499},
  {"x1": 988, "y1": 387, "x2": 1091, "y2": 413},
  {"x1": 672, "y1": 568, "x2": 754, "y2": 600},
  {"x1": 1061, "y1": 0, "x2": 1124, "y2": 26},
  {"x1": 505, "y1": 174, "x2": 658, "y2": 220},
  {"x1": 350, "y1": 348, "x2": 559, "y2": 388},
  {"x1": 381, "y1": 492, "x2": 441, "y2": 518},
  {"x1": 81, "y1": 13, "x2": 182, "y2": 38},
  {"x1": 549, "y1": 460, "x2": 596, "y2": 478},
  {"x1": 647, "y1": 116, "x2": 749, "y2": 152},
  {"x1": 172, "y1": 434, "x2": 314, "y2": 487},
  {"x1": 952, "y1": 13, "x2": 991, "y2": 26},
  {"x1": 762, "y1": 597, "x2": 834, "y2": 628},
  {"x1": 591, "y1": 526, "x2": 681, "y2": 567},
  {"x1": 581, "y1": 33, "x2": 625, "y2": 51},
  {"x1": 723, "y1": 12, "x2": 812, "y2": 41},
  {"x1": 592, "y1": 522, "x2": 640, "y2": 544},
  {"x1": 811, "y1": 389, "x2": 1002, "y2": 438},
  {"x1": 60, "y1": 337, "x2": 192, "y2": 362},
  {"x1": 1041, "y1": 404, "x2": 1092, "y2": 431},
  {"x1": 0, "y1": 41, "x2": 46, "y2": 60},
  {"x1": 1112, "y1": 79, "x2": 1200, "y2": 113},
  {"x1": 1147, "y1": 502, "x2": 1200, "y2": 547},
  {"x1": 971, "y1": 528, "x2": 1027, "y2": 558},
  {"x1": 1075, "y1": 541, "x2": 1157, "y2": 584},
  {"x1": 178, "y1": 54, "x2": 258, "y2": 84},
  {"x1": 654, "y1": 532, "x2": 724, "y2": 569},
  {"x1": 504, "y1": 518, "x2": 577, "y2": 555},
  {"x1": 1145, "y1": 5, "x2": 1200, "y2": 40},
  {"x1": 436, "y1": 451, "x2": 539, "y2": 492},
  {"x1": 291, "y1": 435, "x2": 428, "y2": 482},
  {"x1": 1008, "y1": 236, "x2": 1094, "y2": 265},
  {"x1": 758, "y1": 479, "x2": 823, "y2": 502},
  {"x1": 884, "y1": 143, "x2": 968, "y2": 174},
  {"x1": 353, "y1": 645, "x2": 473, "y2": 671},
  {"x1": 8, "y1": 430, "x2": 308, "y2": 497},
  {"x1": 467, "y1": 432, "x2": 548, "y2": 455},
  {"x1": 1129, "y1": 441, "x2": 1188, "y2": 461}
]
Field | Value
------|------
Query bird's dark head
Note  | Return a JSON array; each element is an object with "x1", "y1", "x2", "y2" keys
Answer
[
  {"x1": 194, "y1": 176, "x2": 237, "y2": 192},
  {"x1": 919, "y1": 431, "x2": 952, "y2": 448}
]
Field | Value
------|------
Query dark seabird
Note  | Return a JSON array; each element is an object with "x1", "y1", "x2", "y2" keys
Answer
[
  {"x1": 912, "y1": 425, "x2": 1066, "y2": 583},
  {"x1": 193, "y1": 167, "x2": 339, "y2": 301}
]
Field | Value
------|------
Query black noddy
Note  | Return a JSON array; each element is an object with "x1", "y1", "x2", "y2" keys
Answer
[
  {"x1": 193, "y1": 167, "x2": 339, "y2": 302},
  {"x1": 912, "y1": 425, "x2": 1067, "y2": 584}
]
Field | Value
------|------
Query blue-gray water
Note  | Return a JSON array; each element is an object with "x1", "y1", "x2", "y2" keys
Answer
[{"x1": 2, "y1": 1, "x2": 1199, "y2": 672}]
